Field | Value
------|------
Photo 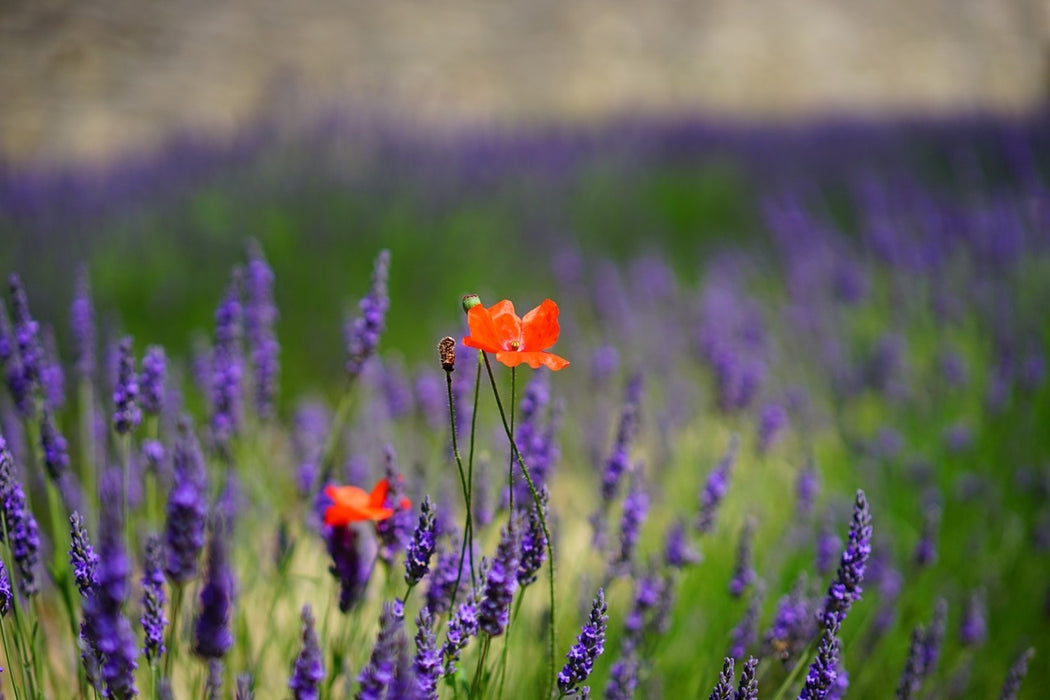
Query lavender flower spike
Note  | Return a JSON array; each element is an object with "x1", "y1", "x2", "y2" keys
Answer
[
  {"x1": 729, "y1": 518, "x2": 756, "y2": 598},
  {"x1": 441, "y1": 597, "x2": 479, "y2": 675},
  {"x1": 139, "y1": 345, "x2": 167, "y2": 417},
  {"x1": 193, "y1": 517, "x2": 234, "y2": 660},
  {"x1": 819, "y1": 489, "x2": 872, "y2": 630},
  {"x1": 517, "y1": 488, "x2": 549, "y2": 587},
  {"x1": 404, "y1": 496, "x2": 437, "y2": 587},
  {"x1": 9, "y1": 274, "x2": 42, "y2": 396},
  {"x1": 289, "y1": 605, "x2": 324, "y2": 700},
  {"x1": 164, "y1": 419, "x2": 209, "y2": 583},
  {"x1": 709, "y1": 657, "x2": 735, "y2": 700},
  {"x1": 211, "y1": 269, "x2": 244, "y2": 454},
  {"x1": 245, "y1": 240, "x2": 280, "y2": 418},
  {"x1": 478, "y1": 523, "x2": 520, "y2": 636},
  {"x1": 113, "y1": 337, "x2": 141, "y2": 434},
  {"x1": 71, "y1": 264, "x2": 97, "y2": 380},
  {"x1": 141, "y1": 534, "x2": 168, "y2": 663},
  {"x1": 0, "y1": 435, "x2": 41, "y2": 597},
  {"x1": 999, "y1": 647, "x2": 1035, "y2": 700},
  {"x1": 40, "y1": 407, "x2": 71, "y2": 481},
  {"x1": 615, "y1": 471, "x2": 648, "y2": 570},
  {"x1": 696, "y1": 434, "x2": 740, "y2": 534},
  {"x1": 0, "y1": 557, "x2": 10, "y2": 616},
  {"x1": 357, "y1": 600, "x2": 404, "y2": 700},
  {"x1": 599, "y1": 373, "x2": 643, "y2": 505},
  {"x1": 799, "y1": 621, "x2": 840, "y2": 700},
  {"x1": 81, "y1": 468, "x2": 139, "y2": 699},
  {"x1": 70, "y1": 511, "x2": 99, "y2": 595},
  {"x1": 413, "y1": 606, "x2": 441, "y2": 700},
  {"x1": 735, "y1": 656, "x2": 758, "y2": 700},
  {"x1": 345, "y1": 249, "x2": 391, "y2": 379},
  {"x1": 558, "y1": 588, "x2": 609, "y2": 696}
]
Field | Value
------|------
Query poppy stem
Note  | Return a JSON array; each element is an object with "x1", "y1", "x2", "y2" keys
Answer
[
  {"x1": 481, "y1": 352, "x2": 557, "y2": 698},
  {"x1": 450, "y1": 356, "x2": 482, "y2": 610},
  {"x1": 507, "y1": 366, "x2": 516, "y2": 514}
]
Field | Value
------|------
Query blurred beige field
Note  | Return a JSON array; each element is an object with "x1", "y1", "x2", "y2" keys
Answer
[{"x1": 1, "y1": 0, "x2": 1048, "y2": 165}]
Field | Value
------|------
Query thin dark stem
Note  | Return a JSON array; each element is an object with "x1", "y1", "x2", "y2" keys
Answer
[
  {"x1": 481, "y1": 353, "x2": 557, "y2": 699},
  {"x1": 451, "y1": 357, "x2": 483, "y2": 609},
  {"x1": 507, "y1": 367, "x2": 516, "y2": 514}
]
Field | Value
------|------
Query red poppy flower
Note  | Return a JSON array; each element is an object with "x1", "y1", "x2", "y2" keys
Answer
[
  {"x1": 463, "y1": 298, "x2": 570, "y2": 371},
  {"x1": 323, "y1": 478, "x2": 410, "y2": 526}
]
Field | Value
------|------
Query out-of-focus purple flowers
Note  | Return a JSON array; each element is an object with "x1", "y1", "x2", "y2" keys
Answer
[
  {"x1": 245, "y1": 240, "x2": 280, "y2": 419},
  {"x1": 289, "y1": 605, "x2": 324, "y2": 700},
  {"x1": 663, "y1": 518, "x2": 700, "y2": 569},
  {"x1": 112, "y1": 336, "x2": 142, "y2": 435},
  {"x1": 193, "y1": 517, "x2": 235, "y2": 661},
  {"x1": 757, "y1": 403, "x2": 787, "y2": 453},
  {"x1": 71, "y1": 264, "x2": 97, "y2": 381},
  {"x1": 478, "y1": 523, "x2": 519, "y2": 636},
  {"x1": 40, "y1": 407, "x2": 70, "y2": 481},
  {"x1": 696, "y1": 434, "x2": 740, "y2": 534},
  {"x1": 600, "y1": 373, "x2": 643, "y2": 506},
  {"x1": 211, "y1": 270, "x2": 244, "y2": 455},
  {"x1": 80, "y1": 469, "x2": 139, "y2": 699},
  {"x1": 960, "y1": 589, "x2": 987, "y2": 647},
  {"x1": 139, "y1": 345, "x2": 167, "y2": 417},
  {"x1": 729, "y1": 518, "x2": 756, "y2": 598},
  {"x1": 164, "y1": 419, "x2": 209, "y2": 583},
  {"x1": 357, "y1": 599, "x2": 403, "y2": 700},
  {"x1": 614, "y1": 472, "x2": 648, "y2": 571},
  {"x1": 141, "y1": 534, "x2": 167, "y2": 663},
  {"x1": 325, "y1": 523, "x2": 375, "y2": 614},
  {"x1": 70, "y1": 510, "x2": 99, "y2": 595},
  {"x1": 441, "y1": 596, "x2": 479, "y2": 676},
  {"x1": 345, "y1": 249, "x2": 391, "y2": 380},
  {"x1": 518, "y1": 488, "x2": 549, "y2": 587},
  {"x1": 999, "y1": 647, "x2": 1035, "y2": 700}
]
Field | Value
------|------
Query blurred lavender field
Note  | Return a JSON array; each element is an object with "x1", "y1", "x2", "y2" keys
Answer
[{"x1": 0, "y1": 109, "x2": 1048, "y2": 698}]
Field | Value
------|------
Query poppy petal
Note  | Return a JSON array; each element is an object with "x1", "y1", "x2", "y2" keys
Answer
[
  {"x1": 495, "y1": 350, "x2": 570, "y2": 371},
  {"x1": 521, "y1": 299, "x2": 561, "y2": 351},
  {"x1": 368, "y1": 478, "x2": 391, "y2": 508}
]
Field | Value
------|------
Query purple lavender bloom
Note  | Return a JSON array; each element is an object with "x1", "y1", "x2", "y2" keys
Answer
[
  {"x1": 69, "y1": 511, "x2": 99, "y2": 595},
  {"x1": 164, "y1": 419, "x2": 209, "y2": 583},
  {"x1": 0, "y1": 558, "x2": 10, "y2": 616},
  {"x1": 289, "y1": 605, "x2": 324, "y2": 700},
  {"x1": 139, "y1": 345, "x2": 167, "y2": 416},
  {"x1": 943, "y1": 422, "x2": 973, "y2": 454},
  {"x1": 211, "y1": 271, "x2": 244, "y2": 454},
  {"x1": 815, "y1": 521, "x2": 842, "y2": 577},
  {"x1": 819, "y1": 490, "x2": 872, "y2": 630},
  {"x1": 709, "y1": 657, "x2": 735, "y2": 700},
  {"x1": 558, "y1": 588, "x2": 608, "y2": 696},
  {"x1": 1019, "y1": 351, "x2": 1046, "y2": 392},
  {"x1": 413, "y1": 371, "x2": 445, "y2": 431},
  {"x1": 896, "y1": 624, "x2": 927, "y2": 700},
  {"x1": 71, "y1": 264, "x2": 97, "y2": 380},
  {"x1": 765, "y1": 575, "x2": 816, "y2": 665},
  {"x1": 193, "y1": 517, "x2": 235, "y2": 660},
  {"x1": 757, "y1": 403, "x2": 787, "y2": 453},
  {"x1": 796, "y1": 464, "x2": 819, "y2": 519},
  {"x1": 696, "y1": 434, "x2": 740, "y2": 534},
  {"x1": 0, "y1": 302, "x2": 31, "y2": 415},
  {"x1": 357, "y1": 600, "x2": 403, "y2": 700},
  {"x1": 960, "y1": 589, "x2": 987, "y2": 646},
  {"x1": 141, "y1": 439, "x2": 165, "y2": 474},
  {"x1": 920, "y1": 598, "x2": 947, "y2": 678},
  {"x1": 728, "y1": 590, "x2": 762, "y2": 660},
  {"x1": 441, "y1": 597, "x2": 479, "y2": 675},
  {"x1": 734, "y1": 656, "x2": 758, "y2": 700},
  {"x1": 599, "y1": 373, "x2": 642, "y2": 506},
  {"x1": 614, "y1": 472, "x2": 648, "y2": 570},
  {"x1": 9, "y1": 274, "x2": 42, "y2": 397},
  {"x1": 729, "y1": 519, "x2": 756, "y2": 598},
  {"x1": 345, "y1": 249, "x2": 391, "y2": 380},
  {"x1": 141, "y1": 534, "x2": 167, "y2": 663},
  {"x1": 205, "y1": 659, "x2": 224, "y2": 699},
  {"x1": 40, "y1": 407, "x2": 70, "y2": 481},
  {"x1": 939, "y1": 348, "x2": 968, "y2": 388},
  {"x1": 245, "y1": 240, "x2": 280, "y2": 418},
  {"x1": 236, "y1": 674, "x2": 254, "y2": 700},
  {"x1": 425, "y1": 542, "x2": 463, "y2": 616},
  {"x1": 81, "y1": 468, "x2": 139, "y2": 699},
  {"x1": 113, "y1": 337, "x2": 141, "y2": 434},
  {"x1": 798, "y1": 622, "x2": 840, "y2": 700},
  {"x1": 40, "y1": 326, "x2": 65, "y2": 409},
  {"x1": 376, "y1": 447, "x2": 413, "y2": 565},
  {"x1": 664, "y1": 518, "x2": 701, "y2": 569},
  {"x1": 0, "y1": 436, "x2": 41, "y2": 597},
  {"x1": 605, "y1": 643, "x2": 639, "y2": 700},
  {"x1": 478, "y1": 523, "x2": 520, "y2": 636},
  {"x1": 999, "y1": 647, "x2": 1035, "y2": 700},
  {"x1": 413, "y1": 606, "x2": 441, "y2": 700},
  {"x1": 404, "y1": 496, "x2": 436, "y2": 587},
  {"x1": 517, "y1": 488, "x2": 548, "y2": 587},
  {"x1": 325, "y1": 523, "x2": 374, "y2": 613}
]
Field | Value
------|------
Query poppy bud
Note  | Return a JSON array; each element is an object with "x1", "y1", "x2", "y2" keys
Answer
[
  {"x1": 438, "y1": 337, "x2": 456, "y2": 372},
  {"x1": 461, "y1": 294, "x2": 481, "y2": 312}
]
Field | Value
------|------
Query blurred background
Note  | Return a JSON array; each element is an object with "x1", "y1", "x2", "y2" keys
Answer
[
  {"x1": 2, "y1": 0, "x2": 1048, "y2": 165},
  {"x1": 2, "y1": 0, "x2": 1050, "y2": 398}
]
